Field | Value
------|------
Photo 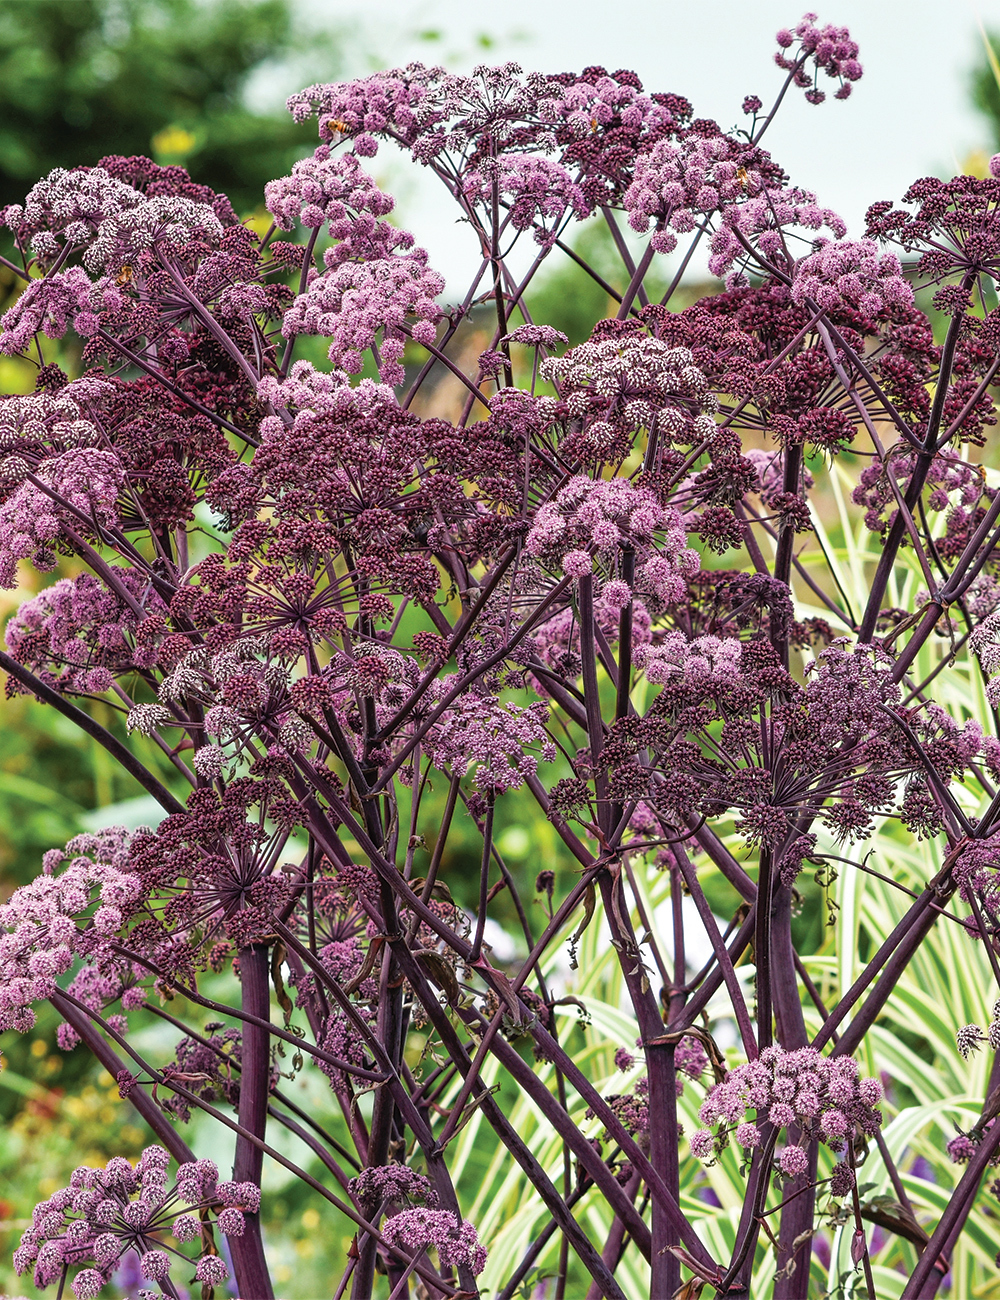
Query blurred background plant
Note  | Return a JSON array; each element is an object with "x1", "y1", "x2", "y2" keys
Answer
[{"x1": 0, "y1": 0, "x2": 348, "y2": 212}]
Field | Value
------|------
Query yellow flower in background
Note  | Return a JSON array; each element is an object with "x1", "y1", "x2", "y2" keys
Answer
[
  {"x1": 244, "y1": 208, "x2": 274, "y2": 238},
  {"x1": 151, "y1": 124, "x2": 198, "y2": 164},
  {"x1": 963, "y1": 149, "x2": 992, "y2": 179}
]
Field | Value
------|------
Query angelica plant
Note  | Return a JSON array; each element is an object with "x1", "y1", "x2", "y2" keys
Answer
[{"x1": 1, "y1": 12, "x2": 999, "y2": 1299}]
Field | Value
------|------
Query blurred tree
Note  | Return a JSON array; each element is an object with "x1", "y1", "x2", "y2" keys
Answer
[
  {"x1": 971, "y1": 28, "x2": 1000, "y2": 153},
  {"x1": 0, "y1": 0, "x2": 342, "y2": 213}
]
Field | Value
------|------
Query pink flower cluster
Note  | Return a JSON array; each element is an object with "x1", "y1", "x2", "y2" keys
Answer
[
  {"x1": 775, "y1": 14, "x2": 863, "y2": 105},
  {"x1": 624, "y1": 134, "x2": 766, "y2": 251},
  {"x1": 287, "y1": 66, "x2": 452, "y2": 153},
  {"x1": 791, "y1": 237, "x2": 913, "y2": 315},
  {"x1": 5, "y1": 569, "x2": 166, "y2": 694},
  {"x1": 14, "y1": 1146, "x2": 256, "y2": 1298},
  {"x1": 2, "y1": 163, "x2": 226, "y2": 277},
  {"x1": 634, "y1": 631, "x2": 742, "y2": 688},
  {"x1": 350, "y1": 1164, "x2": 436, "y2": 1212},
  {"x1": 463, "y1": 154, "x2": 590, "y2": 241},
  {"x1": 2, "y1": 166, "x2": 147, "y2": 262},
  {"x1": 711, "y1": 186, "x2": 847, "y2": 280},
  {"x1": 82, "y1": 193, "x2": 224, "y2": 275},
  {"x1": 291, "y1": 62, "x2": 556, "y2": 160},
  {"x1": 0, "y1": 447, "x2": 125, "y2": 587},
  {"x1": 541, "y1": 69, "x2": 677, "y2": 140},
  {"x1": 540, "y1": 335, "x2": 719, "y2": 459},
  {"x1": 318, "y1": 1002, "x2": 377, "y2": 1088},
  {"x1": 690, "y1": 1046, "x2": 883, "y2": 1188},
  {"x1": 0, "y1": 827, "x2": 138, "y2": 1034},
  {"x1": 501, "y1": 324, "x2": 569, "y2": 349},
  {"x1": 526, "y1": 476, "x2": 698, "y2": 602},
  {"x1": 265, "y1": 145, "x2": 417, "y2": 265},
  {"x1": 970, "y1": 614, "x2": 1000, "y2": 709},
  {"x1": 0, "y1": 268, "x2": 95, "y2": 355},
  {"x1": 381, "y1": 1207, "x2": 487, "y2": 1275},
  {"x1": 41, "y1": 446, "x2": 126, "y2": 518},
  {"x1": 287, "y1": 61, "x2": 677, "y2": 161},
  {"x1": 422, "y1": 691, "x2": 557, "y2": 795},
  {"x1": 257, "y1": 358, "x2": 399, "y2": 426},
  {"x1": 282, "y1": 253, "x2": 444, "y2": 384},
  {"x1": 0, "y1": 377, "x2": 111, "y2": 460}
]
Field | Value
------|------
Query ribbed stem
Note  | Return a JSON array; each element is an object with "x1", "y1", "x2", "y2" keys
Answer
[
  {"x1": 230, "y1": 944, "x2": 274, "y2": 1300},
  {"x1": 770, "y1": 887, "x2": 815, "y2": 1297},
  {"x1": 598, "y1": 870, "x2": 679, "y2": 1297}
]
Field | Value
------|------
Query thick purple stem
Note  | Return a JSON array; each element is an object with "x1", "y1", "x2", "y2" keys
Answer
[
  {"x1": 770, "y1": 886, "x2": 816, "y2": 1296},
  {"x1": 230, "y1": 944, "x2": 275, "y2": 1300},
  {"x1": 599, "y1": 869, "x2": 680, "y2": 1297}
]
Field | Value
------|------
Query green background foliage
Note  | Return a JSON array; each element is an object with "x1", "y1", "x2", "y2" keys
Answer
[{"x1": 0, "y1": 0, "x2": 342, "y2": 213}]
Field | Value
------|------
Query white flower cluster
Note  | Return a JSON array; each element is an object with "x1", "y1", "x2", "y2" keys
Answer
[{"x1": 541, "y1": 336, "x2": 719, "y2": 445}]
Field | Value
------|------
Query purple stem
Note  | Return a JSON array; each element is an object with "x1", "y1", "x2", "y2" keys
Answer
[
  {"x1": 719, "y1": 1127, "x2": 779, "y2": 1294},
  {"x1": 583, "y1": 1170, "x2": 644, "y2": 1300},
  {"x1": 900, "y1": 1105, "x2": 1000, "y2": 1296},
  {"x1": 756, "y1": 848, "x2": 775, "y2": 1050},
  {"x1": 769, "y1": 886, "x2": 817, "y2": 1296},
  {"x1": 230, "y1": 945, "x2": 275, "y2": 1299},
  {"x1": 818, "y1": 863, "x2": 957, "y2": 1057},
  {"x1": 598, "y1": 869, "x2": 682, "y2": 1297},
  {"x1": 578, "y1": 574, "x2": 608, "y2": 834},
  {"x1": 55, "y1": 991, "x2": 462, "y2": 1295},
  {"x1": 352, "y1": 941, "x2": 407, "y2": 1300},
  {"x1": 388, "y1": 942, "x2": 633, "y2": 1299},
  {"x1": 601, "y1": 206, "x2": 649, "y2": 310},
  {"x1": 858, "y1": 272, "x2": 975, "y2": 642},
  {"x1": 672, "y1": 843, "x2": 757, "y2": 1057},
  {"x1": 496, "y1": 1182, "x2": 590, "y2": 1300},
  {"x1": 50, "y1": 991, "x2": 195, "y2": 1164}
]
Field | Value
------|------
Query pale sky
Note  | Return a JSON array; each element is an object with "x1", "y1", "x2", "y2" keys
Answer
[{"x1": 286, "y1": 0, "x2": 1000, "y2": 290}]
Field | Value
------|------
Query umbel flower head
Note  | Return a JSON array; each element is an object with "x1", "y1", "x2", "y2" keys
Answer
[
  {"x1": 690, "y1": 1045, "x2": 883, "y2": 1187},
  {"x1": 381, "y1": 1208, "x2": 488, "y2": 1276},
  {"x1": 14, "y1": 1146, "x2": 258, "y2": 1297}
]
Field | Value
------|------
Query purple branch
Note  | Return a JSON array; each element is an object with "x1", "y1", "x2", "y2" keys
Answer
[
  {"x1": 858, "y1": 272, "x2": 976, "y2": 642},
  {"x1": 0, "y1": 652, "x2": 185, "y2": 814},
  {"x1": 50, "y1": 991, "x2": 195, "y2": 1164}
]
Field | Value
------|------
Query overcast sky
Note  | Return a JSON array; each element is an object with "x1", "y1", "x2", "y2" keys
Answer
[{"x1": 290, "y1": 0, "x2": 1000, "y2": 290}]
